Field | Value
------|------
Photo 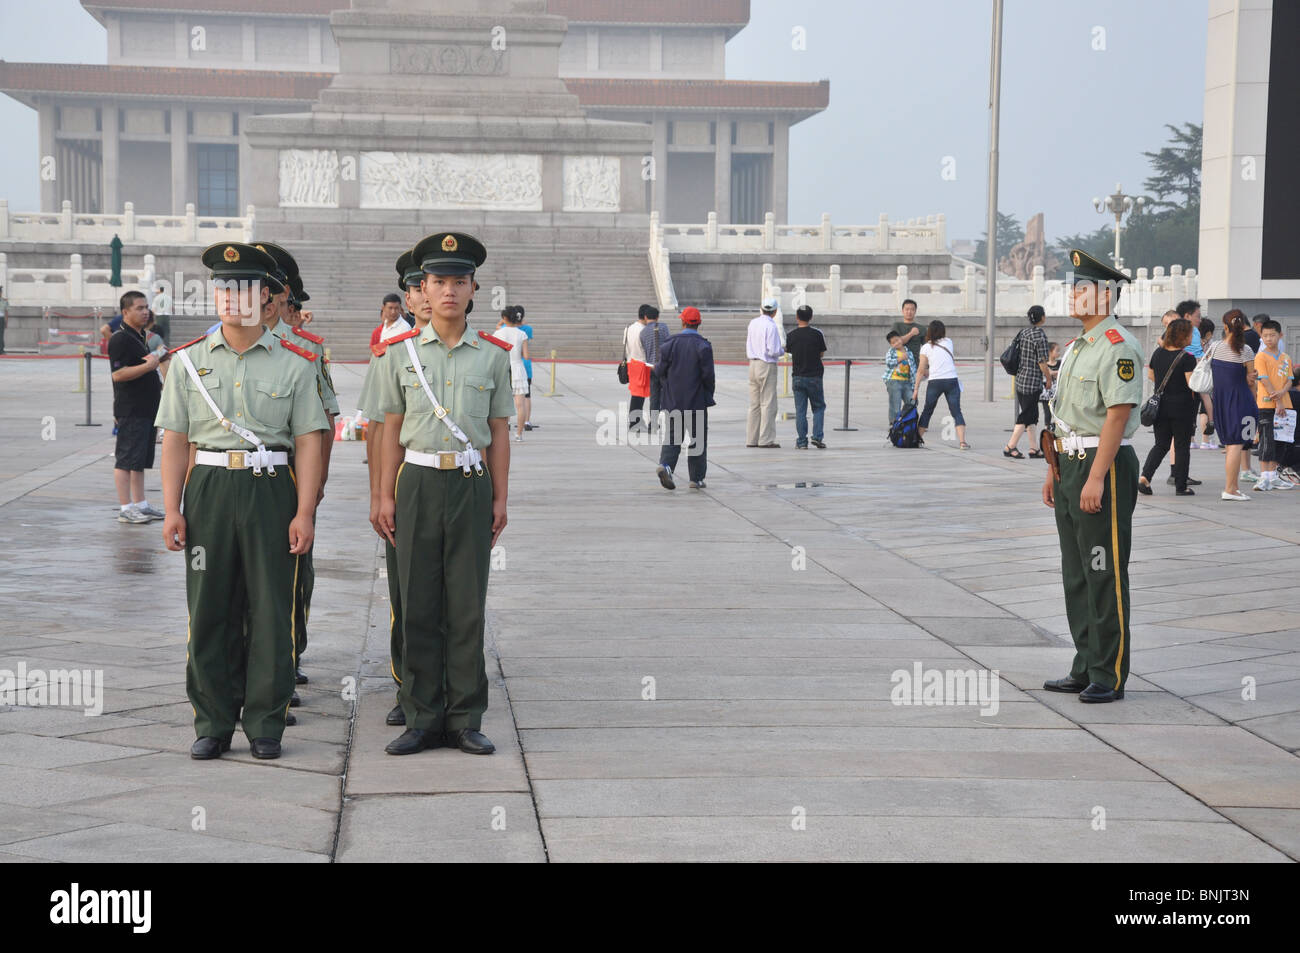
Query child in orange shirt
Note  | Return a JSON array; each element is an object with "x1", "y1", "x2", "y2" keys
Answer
[{"x1": 1254, "y1": 319, "x2": 1293, "y2": 491}]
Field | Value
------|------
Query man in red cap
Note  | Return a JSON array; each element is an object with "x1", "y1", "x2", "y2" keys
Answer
[{"x1": 654, "y1": 307, "x2": 715, "y2": 489}]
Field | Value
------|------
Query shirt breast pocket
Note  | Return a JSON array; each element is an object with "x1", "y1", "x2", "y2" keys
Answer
[
  {"x1": 464, "y1": 375, "x2": 494, "y2": 417},
  {"x1": 187, "y1": 376, "x2": 221, "y2": 420},
  {"x1": 249, "y1": 379, "x2": 293, "y2": 432},
  {"x1": 400, "y1": 367, "x2": 434, "y2": 415}
]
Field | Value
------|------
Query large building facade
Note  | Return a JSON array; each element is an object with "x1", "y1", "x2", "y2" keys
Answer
[{"x1": 0, "y1": 0, "x2": 828, "y2": 224}]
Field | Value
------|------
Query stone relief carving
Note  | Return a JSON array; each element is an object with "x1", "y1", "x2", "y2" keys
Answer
[
  {"x1": 390, "y1": 43, "x2": 507, "y2": 75},
  {"x1": 360, "y1": 152, "x2": 543, "y2": 210},
  {"x1": 563, "y1": 156, "x2": 621, "y2": 212},
  {"x1": 279, "y1": 149, "x2": 339, "y2": 208}
]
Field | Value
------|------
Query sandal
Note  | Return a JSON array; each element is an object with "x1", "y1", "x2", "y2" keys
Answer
[
  {"x1": 960, "y1": 442, "x2": 972, "y2": 451},
  {"x1": 1002, "y1": 446, "x2": 1024, "y2": 458},
  {"x1": 1027, "y1": 449, "x2": 1044, "y2": 458}
]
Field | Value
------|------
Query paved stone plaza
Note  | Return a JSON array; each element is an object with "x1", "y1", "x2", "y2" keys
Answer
[{"x1": 0, "y1": 355, "x2": 1297, "y2": 863}]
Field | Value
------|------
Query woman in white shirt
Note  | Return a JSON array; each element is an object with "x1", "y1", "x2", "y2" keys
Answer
[
  {"x1": 912, "y1": 320, "x2": 969, "y2": 449},
  {"x1": 493, "y1": 311, "x2": 531, "y2": 442}
]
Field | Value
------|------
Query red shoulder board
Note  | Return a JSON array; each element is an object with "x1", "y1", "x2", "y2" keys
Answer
[
  {"x1": 293, "y1": 326, "x2": 324, "y2": 345},
  {"x1": 280, "y1": 338, "x2": 318, "y2": 362},
  {"x1": 389, "y1": 328, "x2": 420, "y2": 344},
  {"x1": 1105, "y1": 328, "x2": 1124, "y2": 345},
  {"x1": 478, "y1": 330, "x2": 512, "y2": 351},
  {"x1": 169, "y1": 334, "x2": 208, "y2": 354},
  {"x1": 370, "y1": 342, "x2": 388, "y2": 357}
]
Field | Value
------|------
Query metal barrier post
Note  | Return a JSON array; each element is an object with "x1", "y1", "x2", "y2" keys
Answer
[
  {"x1": 833, "y1": 359, "x2": 858, "y2": 432},
  {"x1": 780, "y1": 356, "x2": 792, "y2": 398},
  {"x1": 76, "y1": 349, "x2": 101, "y2": 427},
  {"x1": 75, "y1": 344, "x2": 87, "y2": 393},
  {"x1": 545, "y1": 349, "x2": 562, "y2": 397}
]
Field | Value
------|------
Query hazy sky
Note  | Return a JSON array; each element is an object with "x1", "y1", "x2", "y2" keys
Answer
[{"x1": 0, "y1": 0, "x2": 1207, "y2": 244}]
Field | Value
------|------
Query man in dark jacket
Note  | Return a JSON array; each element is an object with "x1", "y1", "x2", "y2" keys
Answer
[{"x1": 654, "y1": 307, "x2": 715, "y2": 490}]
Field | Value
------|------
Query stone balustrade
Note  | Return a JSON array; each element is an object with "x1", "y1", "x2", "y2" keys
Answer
[
  {"x1": 761, "y1": 263, "x2": 1199, "y2": 319},
  {"x1": 651, "y1": 211, "x2": 947, "y2": 254},
  {"x1": 0, "y1": 252, "x2": 157, "y2": 307},
  {"x1": 0, "y1": 200, "x2": 254, "y2": 245}
]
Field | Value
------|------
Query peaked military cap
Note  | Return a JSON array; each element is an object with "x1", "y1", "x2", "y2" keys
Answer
[
  {"x1": 396, "y1": 248, "x2": 425, "y2": 291},
  {"x1": 252, "y1": 241, "x2": 299, "y2": 288},
  {"x1": 289, "y1": 273, "x2": 309, "y2": 306},
  {"x1": 412, "y1": 232, "x2": 486, "y2": 277},
  {"x1": 200, "y1": 242, "x2": 285, "y2": 295},
  {"x1": 1067, "y1": 248, "x2": 1130, "y2": 286}
]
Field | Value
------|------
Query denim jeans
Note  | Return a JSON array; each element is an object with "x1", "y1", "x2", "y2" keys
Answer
[
  {"x1": 658, "y1": 409, "x2": 708, "y2": 483},
  {"x1": 885, "y1": 379, "x2": 914, "y2": 425},
  {"x1": 919, "y1": 378, "x2": 964, "y2": 429},
  {"x1": 792, "y1": 376, "x2": 826, "y2": 446}
]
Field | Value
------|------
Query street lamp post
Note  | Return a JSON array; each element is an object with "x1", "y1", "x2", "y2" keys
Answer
[{"x1": 1091, "y1": 183, "x2": 1145, "y2": 271}]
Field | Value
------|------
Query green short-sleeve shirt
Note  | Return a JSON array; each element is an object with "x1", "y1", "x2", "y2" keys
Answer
[
  {"x1": 372, "y1": 322, "x2": 513, "y2": 452},
  {"x1": 154, "y1": 328, "x2": 330, "y2": 448},
  {"x1": 1052, "y1": 316, "x2": 1144, "y2": 439},
  {"x1": 357, "y1": 347, "x2": 391, "y2": 423},
  {"x1": 267, "y1": 318, "x2": 340, "y2": 416}
]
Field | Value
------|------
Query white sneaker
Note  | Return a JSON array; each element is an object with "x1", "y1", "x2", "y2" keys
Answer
[
  {"x1": 138, "y1": 503, "x2": 166, "y2": 519},
  {"x1": 117, "y1": 505, "x2": 152, "y2": 523},
  {"x1": 1252, "y1": 478, "x2": 1271, "y2": 492},
  {"x1": 1272, "y1": 475, "x2": 1293, "y2": 489},
  {"x1": 514, "y1": 434, "x2": 523, "y2": 443},
  {"x1": 1240, "y1": 470, "x2": 1260, "y2": 483},
  {"x1": 1221, "y1": 490, "x2": 1250, "y2": 501}
]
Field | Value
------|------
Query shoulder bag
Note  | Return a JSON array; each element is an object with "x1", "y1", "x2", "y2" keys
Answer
[
  {"x1": 1188, "y1": 340, "x2": 1216, "y2": 394},
  {"x1": 1140, "y1": 348, "x2": 1188, "y2": 427}
]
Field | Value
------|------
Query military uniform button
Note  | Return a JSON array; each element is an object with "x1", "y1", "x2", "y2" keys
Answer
[{"x1": 235, "y1": 381, "x2": 241, "y2": 387}]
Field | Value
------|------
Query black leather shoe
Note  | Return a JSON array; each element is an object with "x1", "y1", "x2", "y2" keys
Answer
[
  {"x1": 284, "y1": 711, "x2": 297, "y2": 726},
  {"x1": 190, "y1": 736, "x2": 230, "y2": 760},
  {"x1": 811, "y1": 439, "x2": 826, "y2": 449},
  {"x1": 385, "y1": 704, "x2": 406, "y2": 726},
  {"x1": 289, "y1": 691, "x2": 301, "y2": 708},
  {"x1": 1043, "y1": 676, "x2": 1088, "y2": 693},
  {"x1": 384, "y1": 728, "x2": 442, "y2": 755},
  {"x1": 250, "y1": 738, "x2": 282, "y2": 759},
  {"x1": 1079, "y1": 683, "x2": 1124, "y2": 703},
  {"x1": 295, "y1": 667, "x2": 309, "y2": 685},
  {"x1": 1168, "y1": 475, "x2": 1202, "y2": 486},
  {"x1": 446, "y1": 728, "x2": 495, "y2": 755}
]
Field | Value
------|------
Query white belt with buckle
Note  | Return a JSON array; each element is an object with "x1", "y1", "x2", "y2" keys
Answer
[
  {"x1": 195, "y1": 449, "x2": 290, "y2": 470},
  {"x1": 1054, "y1": 436, "x2": 1132, "y2": 455},
  {"x1": 404, "y1": 448, "x2": 483, "y2": 472}
]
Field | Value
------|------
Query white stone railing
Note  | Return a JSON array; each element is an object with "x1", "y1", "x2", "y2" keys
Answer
[
  {"x1": 0, "y1": 252, "x2": 157, "y2": 307},
  {"x1": 0, "y1": 200, "x2": 254, "y2": 244},
  {"x1": 762, "y1": 263, "x2": 1199, "y2": 319},
  {"x1": 647, "y1": 214, "x2": 679, "y2": 311},
  {"x1": 653, "y1": 211, "x2": 947, "y2": 254}
]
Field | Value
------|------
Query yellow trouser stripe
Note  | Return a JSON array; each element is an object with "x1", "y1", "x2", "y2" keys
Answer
[
  {"x1": 389, "y1": 605, "x2": 400, "y2": 685},
  {"x1": 1109, "y1": 463, "x2": 1125, "y2": 688}
]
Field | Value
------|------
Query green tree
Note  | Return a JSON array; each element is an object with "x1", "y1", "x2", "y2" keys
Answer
[
  {"x1": 972, "y1": 212, "x2": 1024, "y2": 264},
  {"x1": 1142, "y1": 122, "x2": 1201, "y2": 210}
]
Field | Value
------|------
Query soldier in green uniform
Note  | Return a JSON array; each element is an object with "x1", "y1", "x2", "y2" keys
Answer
[
  {"x1": 255, "y1": 242, "x2": 338, "y2": 691},
  {"x1": 156, "y1": 242, "x2": 329, "y2": 760},
  {"x1": 356, "y1": 246, "x2": 426, "y2": 727},
  {"x1": 373, "y1": 231, "x2": 513, "y2": 755},
  {"x1": 1041, "y1": 249, "x2": 1144, "y2": 704}
]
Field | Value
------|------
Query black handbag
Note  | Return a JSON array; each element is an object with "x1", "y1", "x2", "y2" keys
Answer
[
  {"x1": 1141, "y1": 348, "x2": 1187, "y2": 427},
  {"x1": 617, "y1": 359, "x2": 629, "y2": 384},
  {"x1": 999, "y1": 330, "x2": 1022, "y2": 376}
]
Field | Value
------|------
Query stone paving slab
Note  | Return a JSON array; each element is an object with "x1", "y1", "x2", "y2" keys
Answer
[{"x1": 1, "y1": 360, "x2": 1297, "y2": 862}]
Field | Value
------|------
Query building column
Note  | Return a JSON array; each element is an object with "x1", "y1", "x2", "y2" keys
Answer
[
  {"x1": 102, "y1": 106, "x2": 120, "y2": 213},
  {"x1": 170, "y1": 107, "x2": 188, "y2": 214},
  {"x1": 652, "y1": 116, "x2": 668, "y2": 218},
  {"x1": 773, "y1": 117, "x2": 790, "y2": 223},
  {"x1": 238, "y1": 110, "x2": 254, "y2": 213},
  {"x1": 713, "y1": 114, "x2": 731, "y2": 222},
  {"x1": 38, "y1": 101, "x2": 57, "y2": 212}
]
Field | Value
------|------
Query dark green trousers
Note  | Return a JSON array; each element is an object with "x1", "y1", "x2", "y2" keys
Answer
[
  {"x1": 1053, "y1": 444, "x2": 1137, "y2": 691},
  {"x1": 393, "y1": 462, "x2": 493, "y2": 733},
  {"x1": 183, "y1": 465, "x2": 299, "y2": 742},
  {"x1": 385, "y1": 539, "x2": 403, "y2": 702}
]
